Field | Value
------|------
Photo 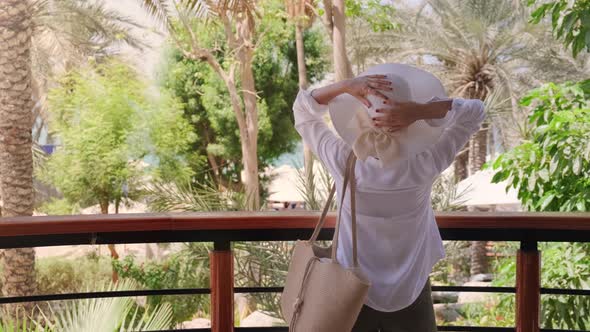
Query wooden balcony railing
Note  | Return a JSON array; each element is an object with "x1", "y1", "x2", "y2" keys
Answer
[{"x1": 1, "y1": 212, "x2": 590, "y2": 332}]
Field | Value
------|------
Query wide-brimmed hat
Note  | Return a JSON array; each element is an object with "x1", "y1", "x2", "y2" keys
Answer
[{"x1": 328, "y1": 63, "x2": 450, "y2": 167}]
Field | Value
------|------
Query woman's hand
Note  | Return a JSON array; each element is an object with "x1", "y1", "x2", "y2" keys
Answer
[
  {"x1": 310, "y1": 74, "x2": 393, "y2": 106},
  {"x1": 372, "y1": 101, "x2": 422, "y2": 132},
  {"x1": 373, "y1": 99, "x2": 453, "y2": 132},
  {"x1": 343, "y1": 75, "x2": 393, "y2": 108}
]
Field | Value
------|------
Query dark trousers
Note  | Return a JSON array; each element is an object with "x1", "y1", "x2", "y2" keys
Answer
[{"x1": 351, "y1": 280, "x2": 437, "y2": 332}]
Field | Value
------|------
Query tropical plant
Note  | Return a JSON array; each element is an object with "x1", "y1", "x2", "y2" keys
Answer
[
  {"x1": 0, "y1": 280, "x2": 173, "y2": 332},
  {"x1": 146, "y1": 179, "x2": 245, "y2": 213},
  {"x1": 48, "y1": 280, "x2": 173, "y2": 332},
  {"x1": 295, "y1": 156, "x2": 336, "y2": 211},
  {"x1": 368, "y1": 0, "x2": 588, "y2": 174},
  {"x1": 488, "y1": 80, "x2": 590, "y2": 329},
  {"x1": 1, "y1": 0, "x2": 142, "y2": 318},
  {"x1": 528, "y1": 0, "x2": 590, "y2": 58},
  {"x1": 490, "y1": 80, "x2": 590, "y2": 212}
]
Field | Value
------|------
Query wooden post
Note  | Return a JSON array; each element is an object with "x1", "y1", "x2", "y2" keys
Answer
[
  {"x1": 516, "y1": 240, "x2": 540, "y2": 332},
  {"x1": 210, "y1": 240, "x2": 234, "y2": 332}
]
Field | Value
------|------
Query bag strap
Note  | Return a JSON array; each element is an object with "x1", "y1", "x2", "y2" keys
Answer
[
  {"x1": 307, "y1": 150, "x2": 359, "y2": 267},
  {"x1": 308, "y1": 150, "x2": 354, "y2": 243},
  {"x1": 308, "y1": 184, "x2": 336, "y2": 242},
  {"x1": 332, "y1": 151, "x2": 358, "y2": 267}
]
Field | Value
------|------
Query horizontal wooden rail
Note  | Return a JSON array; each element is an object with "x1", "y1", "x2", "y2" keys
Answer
[
  {"x1": 1, "y1": 212, "x2": 590, "y2": 237},
  {"x1": 2, "y1": 212, "x2": 590, "y2": 332}
]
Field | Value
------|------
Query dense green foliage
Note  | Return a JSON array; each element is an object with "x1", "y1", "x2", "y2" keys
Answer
[
  {"x1": 491, "y1": 80, "x2": 590, "y2": 211},
  {"x1": 529, "y1": 0, "x2": 590, "y2": 57},
  {"x1": 345, "y1": 0, "x2": 397, "y2": 32},
  {"x1": 487, "y1": 81, "x2": 590, "y2": 329},
  {"x1": 159, "y1": 11, "x2": 328, "y2": 186},
  {"x1": 39, "y1": 61, "x2": 195, "y2": 211},
  {"x1": 112, "y1": 244, "x2": 211, "y2": 324}
]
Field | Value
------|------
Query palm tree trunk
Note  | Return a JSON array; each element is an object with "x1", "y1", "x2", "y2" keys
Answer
[
  {"x1": 468, "y1": 124, "x2": 489, "y2": 276},
  {"x1": 0, "y1": 0, "x2": 36, "y2": 318},
  {"x1": 468, "y1": 124, "x2": 488, "y2": 174},
  {"x1": 331, "y1": 0, "x2": 353, "y2": 81},
  {"x1": 454, "y1": 147, "x2": 469, "y2": 181}
]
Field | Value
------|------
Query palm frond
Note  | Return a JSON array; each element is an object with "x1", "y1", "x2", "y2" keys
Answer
[
  {"x1": 431, "y1": 171, "x2": 470, "y2": 211},
  {"x1": 46, "y1": 280, "x2": 172, "y2": 332},
  {"x1": 140, "y1": 0, "x2": 177, "y2": 30},
  {"x1": 146, "y1": 179, "x2": 246, "y2": 212},
  {"x1": 294, "y1": 158, "x2": 335, "y2": 211}
]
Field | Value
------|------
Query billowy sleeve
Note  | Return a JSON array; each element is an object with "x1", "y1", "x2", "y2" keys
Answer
[
  {"x1": 410, "y1": 99, "x2": 486, "y2": 182},
  {"x1": 292, "y1": 89, "x2": 351, "y2": 181}
]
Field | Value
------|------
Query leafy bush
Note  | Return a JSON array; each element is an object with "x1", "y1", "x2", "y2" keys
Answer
[
  {"x1": 459, "y1": 242, "x2": 590, "y2": 329},
  {"x1": 491, "y1": 80, "x2": 590, "y2": 212},
  {"x1": 483, "y1": 80, "x2": 590, "y2": 329},
  {"x1": 36, "y1": 255, "x2": 112, "y2": 295},
  {"x1": 112, "y1": 243, "x2": 211, "y2": 324},
  {"x1": 37, "y1": 199, "x2": 80, "y2": 216}
]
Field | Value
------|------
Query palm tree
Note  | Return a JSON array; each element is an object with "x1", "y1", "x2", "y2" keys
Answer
[
  {"x1": 1, "y1": 0, "x2": 141, "y2": 317},
  {"x1": 0, "y1": 0, "x2": 38, "y2": 318},
  {"x1": 351, "y1": 0, "x2": 589, "y2": 275}
]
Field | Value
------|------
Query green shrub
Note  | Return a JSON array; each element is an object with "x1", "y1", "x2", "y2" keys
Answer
[
  {"x1": 36, "y1": 255, "x2": 112, "y2": 295},
  {"x1": 455, "y1": 242, "x2": 590, "y2": 329},
  {"x1": 112, "y1": 243, "x2": 211, "y2": 325}
]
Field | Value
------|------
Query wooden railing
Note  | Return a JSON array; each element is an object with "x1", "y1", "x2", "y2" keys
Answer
[{"x1": 1, "y1": 212, "x2": 590, "y2": 332}]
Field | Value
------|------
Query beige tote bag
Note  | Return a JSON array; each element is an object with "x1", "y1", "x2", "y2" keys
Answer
[{"x1": 281, "y1": 151, "x2": 370, "y2": 332}]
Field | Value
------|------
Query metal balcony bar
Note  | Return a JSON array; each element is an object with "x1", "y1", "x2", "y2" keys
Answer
[{"x1": 1, "y1": 212, "x2": 590, "y2": 332}]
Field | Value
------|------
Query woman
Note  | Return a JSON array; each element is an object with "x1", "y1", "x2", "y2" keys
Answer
[{"x1": 292, "y1": 65, "x2": 484, "y2": 331}]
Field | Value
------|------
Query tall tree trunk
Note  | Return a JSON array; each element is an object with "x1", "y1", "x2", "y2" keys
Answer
[
  {"x1": 237, "y1": 15, "x2": 260, "y2": 211},
  {"x1": 294, "y1": 21, "x2": 315, "y2": 193},
  {"x1": 454, "y1": 147, "x2": 469, "y2": 181},
  {"x1": 0, "y1": 0, "x2": 37, "y2": 318},
  {"x1": 99, "y1": 200, "x2": 120, "y2": 283},
  {"x1": 468, "y1": 124, "x2": 488, "y2": 174},
  {"x1": 468, "y1": 125, "x2": 489, "y2": 276},
  {"x1": 331, "y1": 0, "x2": 353, "y2": 81}
]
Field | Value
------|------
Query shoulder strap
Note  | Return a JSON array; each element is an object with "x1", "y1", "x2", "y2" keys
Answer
[{"x1": 308, "y1": 150, "x2": 359, "y2": 267}]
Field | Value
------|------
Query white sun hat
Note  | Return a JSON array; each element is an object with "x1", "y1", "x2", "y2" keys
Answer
[{"x1": 328, "y1": 63, "x2": 451, "y2": 168}]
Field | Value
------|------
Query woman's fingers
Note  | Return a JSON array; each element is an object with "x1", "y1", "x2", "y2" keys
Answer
[
  {"x1": 367, "y1": 74, "x2": 387, "y2": 79},
  {"x1": 373, "y1": 118, "x2": 395, "y2": 127},
  {"x1": 367, "y1": 88, "x2": 389, "y2": 102},
  {"x1": 358, "y1": 95, "x2": 372, "y2": 108},
  {"x1": 368, "y1": 81, "x2": 393, "y2": 91}
]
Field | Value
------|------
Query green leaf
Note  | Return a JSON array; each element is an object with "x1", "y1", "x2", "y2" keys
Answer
[
  {"x1": 492, "y1": 170, "x2": 509, "y2": 183},
  {"x1": 572, "y1": 156, "x2": 581, "y2": 175},
  {"x1": 538, "y1": 169, "x2": 550, "y2": 182},
  {"x1": 492, "y1": 155, "x2": 504, "y2": 169},
  {"x1": 538, "y1": 192, "x2": 556, "y2": 211},
  {"x1": 550, "y1": 154, "x2": 560, "y2": 174},
  {"x1": 575, "y1": 200, "x2": 586, "y2": 212}
]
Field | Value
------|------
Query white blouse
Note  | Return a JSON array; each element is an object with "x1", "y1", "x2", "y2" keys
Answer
[{"x1": 292, "y1": 89, "x2": 485, "y2": 312}]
